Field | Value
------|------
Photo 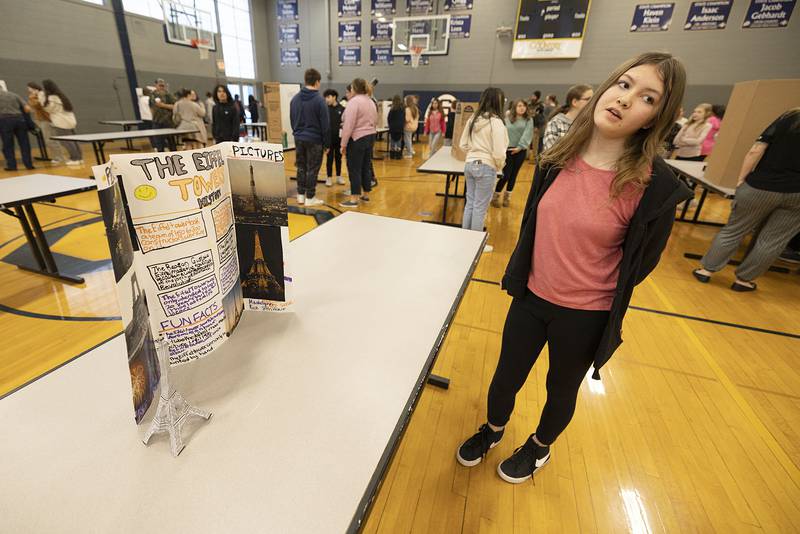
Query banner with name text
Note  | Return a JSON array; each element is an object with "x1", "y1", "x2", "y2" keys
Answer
[
  {"x1": 339, "y1": 20, "x2": 363, "y2": 42},
  {"x1": 277, "y1": 0, "x2": 298, "y2": 20},
  {"x1": 684, "y1": 0, "x2": 732, "y2": 29},
  {"x1": 742, "y1": 0, "x2": 795, "y2": 28},
  {"x1": 449, "y1": 14, "x2": 472, "y2": 38},
  {"x1": 339, "y1": 0, "x2": 362, "y2": 16},
  {"x1": 371, "y1": 0, "x2": 396, "y2": 14},
  {"x1": 630, "y1": 3, "x2": 675, "y2": 31},
  {"x1": 281, "y1": 47, "x2": 301, "y2": 66},
  {"x1": 370, "y1": 45, "x2": 395, "y2": 64},
  {"x1": 444, "y1": 0, "x2": 473, "y2": 10},
  {"x1": 339, "y1": 45, "x2": 363, "y2": 65},
  {"x1": 371, "y1": 19, "x2": 393, "y2": 40},
  {"x1": 512, "y1": 0, "x2": 592, "y2": 59},
  {"x1": 407, "y1": 0, "x2": 434, "y2": 13},
  {"x1": 279, "y1": 23, "x2": 300, "y2": 44}
]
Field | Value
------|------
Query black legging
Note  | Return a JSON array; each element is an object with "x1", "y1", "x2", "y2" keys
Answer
[
  {"x1": 326, "y1": 144, "x2": 342, "y2": 177},
  {"x1": 487, "y1": 290, "x2": 608, "y2": 445},
  {"x1": 496, "y1": 149, "x2": 527, "y2": 193},
  {"x1": 346, "y1": 134, "x2": 374, "y2": 196}
]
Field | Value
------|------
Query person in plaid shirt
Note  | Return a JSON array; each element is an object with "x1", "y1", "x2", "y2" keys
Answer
[{"x1": 542, "y1": 84, "x2": 593, "y2": 151}]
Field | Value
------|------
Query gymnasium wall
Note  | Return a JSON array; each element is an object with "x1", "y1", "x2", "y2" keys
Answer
[
  {"x1": 266, "y1": 0, "x2": 800, "y2": 108},
  {"x1": 0, "y1": 0, "x2": 271, "y2": 133}
]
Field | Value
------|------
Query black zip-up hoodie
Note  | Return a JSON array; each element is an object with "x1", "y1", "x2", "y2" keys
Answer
[{"x1": 501, "y1": 157, "x2": 693, "y2": 378}]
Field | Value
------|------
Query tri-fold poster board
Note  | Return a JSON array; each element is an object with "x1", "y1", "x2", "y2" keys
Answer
[{"x1": 94, "y1": 142, "x2": 292, "y2": 422}]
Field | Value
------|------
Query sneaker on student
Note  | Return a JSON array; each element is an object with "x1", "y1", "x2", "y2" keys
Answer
[
  {"x1": 325, "y1": 177, "x2": 333, "y2": 187},
  {"x1": 456, "y1": 424, "x2": 504, "y2": 467},
  {"x1": 336, "y1": 176, "x2": 345, "y2": 185},
  {"x1": 296, "y1": 194, "x2": 305, "y2": 205},
  {"x1": 339, "y1": 199, "x2": 359, "y2": 208},
  {"x1": 779, "y1": 249, "x2": 800, "y2": 264},
  {"x1": 497, "y1": 434, "x2": 551, "y2": 484},
  {"x1": 305, "y1": 197, "x2": 324, "y2": 207},
  {"x1": 359, "y1": 195, "x2": 370, "y2": 202}
]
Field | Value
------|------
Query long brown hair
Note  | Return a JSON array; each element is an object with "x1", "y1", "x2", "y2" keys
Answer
[
  {"x1": 554, "y1": 84, "x2": 592, "y2": 116},
  {"x1": 405, "y1": 95, "x2": 419, "y2": 120},
  {"x1": 540, "y1": 52, "x2": 687, "y2": 197},
  {"x1": 43, "y1": 79, "x2": 74, "y2": 112},
  {"x1": 391, "y1": 95, "x2": 403, "y2": 110},
  {"x1": 507, "y1": 99, "x2": 530, "y2": 124},
  {"x1": 468, "y1": 87, "x2": 505, "y2": 139},
  {"x1": 351, "y1": 78, "x2": 369, "y2": 95}
]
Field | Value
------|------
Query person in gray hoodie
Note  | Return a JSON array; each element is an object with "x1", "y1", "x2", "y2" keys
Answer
[
  {"x1": 458, "y1": 87, "x2": 509, "y2": 253},
  {"x1": 290, "y1": 68, "x2": 330, "y2": 207}
]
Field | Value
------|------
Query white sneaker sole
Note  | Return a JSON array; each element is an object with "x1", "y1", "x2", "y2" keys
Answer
[
  {"x1": 456, "y1": 440, "x2": 500, "y2": 467},
  {"x1": 497, "y1": 453, "x2": 550, "y2": 484}
]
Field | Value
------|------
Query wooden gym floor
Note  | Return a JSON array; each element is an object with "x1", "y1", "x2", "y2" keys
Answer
[{"x1": 1, "y1": 139, "x2": 798, "y2": 533}]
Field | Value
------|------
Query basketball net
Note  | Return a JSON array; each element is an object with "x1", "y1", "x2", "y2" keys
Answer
[
  {"x1": 410, "y1": 46, "x2": 424, "y2": 69},
  {"x1": 191, "y1": 38, "x2": 210, "y2": 60}
]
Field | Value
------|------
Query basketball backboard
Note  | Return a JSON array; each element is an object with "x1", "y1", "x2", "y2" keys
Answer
[
  {"x1": 391, "y1": 15, "x2": 450, "y2": 56},
  {"x1": 163, "y1": 0, "x2": 217, "y2": 51}
]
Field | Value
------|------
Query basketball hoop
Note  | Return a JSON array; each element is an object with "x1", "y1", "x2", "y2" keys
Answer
[
  {"x1": 410, "y1": 46, "x2": 424, "y2": 69},
  {"x1": 190, "y1": 38, "x2": 211, "y2": 60}
]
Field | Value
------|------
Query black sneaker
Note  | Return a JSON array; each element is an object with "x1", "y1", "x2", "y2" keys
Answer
[
  {"x1": 456, "y1": 424, "x2": 504, "y2": 467},
  {"x1": 779, "y1": 249, "x2": 800, "y2": 264},
  {"x1": 497, "y1": 434, "x2": 550, "y2": 484},
  {"x1": 339, "y1": 199, "x2": 359, "y2": 208}
]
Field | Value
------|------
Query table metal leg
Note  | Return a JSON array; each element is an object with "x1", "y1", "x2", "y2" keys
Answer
[
  {"x1": 122, "y1": 125, "x2": 137, "y2": 151},
  {"x1": 34, "y1": 129, "x2": 50, "y2": 161},
  {"x1": 692, "y1": 188, "x2": 709, "y2": 223},
  {"x1": 678, "y1": 180, "x2": 696, "y2": 221},
  {"x1": 16, "y1": 204, "x2": 85, "y2": 284},
  {"x1": 91, "y1": 142, "x2": 103, "y2": 166}
]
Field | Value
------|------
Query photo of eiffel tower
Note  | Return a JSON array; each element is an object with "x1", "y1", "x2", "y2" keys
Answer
[
  {"x1": 98, "y1": 182, "x2": 134, "y2": 282},
  {"x1": 230, "y1": 159, "x2": 288, "y2": 227},
  {"x1": 241, "y1": 232, "x2": 285, "y2": 301}
]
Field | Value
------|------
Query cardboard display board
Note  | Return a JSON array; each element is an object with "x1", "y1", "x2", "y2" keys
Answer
[
  {"x1": 450, "y1": 101, "x2": 478, "y2": 161},
  {"x1": 705, "y1": 79, "x2": 800, "y2": 189},
  {"x1": 263, "y1": 82, "x2": 283, "y2": 144}
]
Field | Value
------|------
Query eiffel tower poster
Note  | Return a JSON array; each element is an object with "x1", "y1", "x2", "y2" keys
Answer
[{"x1": 241, "y1": 231, "x2": 285, "y2": 301}]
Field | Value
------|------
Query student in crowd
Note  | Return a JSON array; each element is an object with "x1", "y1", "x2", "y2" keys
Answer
[
  {"x1": 459, "y1": 87, "x2": 508, "y2": 253},
  {"x1": 444, "y1": 99, "x2": 458, "y2": 145},
  {"x1": 456, "y1": 52, "x2": 692, "y2": 484},
  {"x1": 212, "y1": 84, "x2": 239, "y2": 143},
  {"x1": 387, "y1": 95, "x2": 405, "y2": 159},
  {"x1": 542, "y1": 84, "x2": 593, "y2": 151},
  {"x1": 339, "y1": 78, "x2": 377, "y2": 208},
  {"x1": 672, "y1": 103, "x2": 712, "y2": 161},
  {"x1": 290, "y1": 68, "x2": 329, "y2": 207},
  {"x1": 248, "y1": 95, "x2": 259, "y2": 123},
  {"x1": 26, "y1": 82, "x2": 60, "y2": 163},
  {"x1": 692, "y1": 108, "x2": 800, "y2": 291},
  {"x1": 234, "y1": 94, "x2": 245, "y2": 123},
  {"x1": 150, "y1": 78, "x2": 177, "y2": 152},
  {"x1": 173, "y1": 88, "x2": 207, "y2": 149},
  {"x1": 0, "y1": 85, "x2": 34, "y2": 171},
  {"x1": 493, "y1": 99, "x2": 533, "y2": 208},
  {"x1": 204, "y1": 91, "x2": 215, "y2": 133},
  {"x1": 543, "y1": 94, "x2": 558, "y2": 121},
  {"x1": 701, "y1": 104, "x2": 725, "y2": 159},
  {"x1": 403, "y1": 95, "x2": 419, "y2": 158},
  {"x1": 424, "y1": 97, "x2": 446, "y2": 155},
  {"x1": 323, "y1": 88, "x2": 345, "y2": 186},
  {"x1": 42, "y1": 79, "x2": 82, "y2": 166}
]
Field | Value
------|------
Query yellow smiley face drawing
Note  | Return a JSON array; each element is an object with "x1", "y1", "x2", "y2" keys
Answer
[{"x1": 134, "y1": 184, "x2": 158, "y2": 201}]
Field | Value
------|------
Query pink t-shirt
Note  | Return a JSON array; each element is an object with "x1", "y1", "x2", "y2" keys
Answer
[
  {"x1": 528, "y1": 157, "x2": 644, "y2": 311},
  {"x1": 701, "y1": 116, "x2": 721, "y2": 156}
]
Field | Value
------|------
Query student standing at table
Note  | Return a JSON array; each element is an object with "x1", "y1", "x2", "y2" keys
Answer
[
  {"x1": 290, "y1": 68, "x2": 329, "y2": 207},
  {"x1": 458, "y1": 87, "x2": 508, "y2": 253},
  {"x1": 339, "y1": 78, "x2": 377, "y2": 208},
  {"x1": 42, "y1": 79, "x2": 82, "y2": 165},
  {"x1": 672, "y1": 103, "x2": 712, "y2": 161},
  {"x1": 692, "y1": 108, "x2": 800, "y2": 291},
  {"x1": 493, "y1": 99, "x2": 533, "y2": 208},
  {"x1": 173, "y1": 89, "x2": 207, "y2": 149},
  {"x1": 0, "y1": 85, "x2": 34, "y2": 171},
  {"x1": 456, "y1": 52, "x2": 692, "y2": 484},
  {"x1": 542, "y1": 84, "x2": 593, "y2": 151},
  {"x1": 387, "y1": 95, "x2": 405, "y2": 159},
  {"x1": 403, "y1": 95, "x2": 419, "y2": 158},
  {"x1": 424, "y1": 98, "x2": 446, "y2": 155},
  {"x1": 212, "y1": 84, "x2": 239, "y2": 143},
  {"x1": 323, "y1": 89, "x2": 345, "y2": 185},
  {"x1": 701, "y1": 104, "x2": 725, "y2": 158}
]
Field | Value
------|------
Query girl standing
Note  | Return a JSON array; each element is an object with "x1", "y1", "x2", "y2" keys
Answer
[
  {"x1": 456, "y1": 52, "x2": 692, "y2": 484},
  {"x1": 174, "y1": 89, "x2": 207, "y2": 149},
  {"x1": 673, "y1": 103, "x2": 713, "y2": 161},
  {"x1": 701, "y1": 104, "x2": 724, "y2": 158},
  {"x1": 387, "y1": 95, "x2": 405, "y2": 159},
  {"x1": 42, "y1": 79, "x2": 82, "y2": 166},
  {"x1": 212, "y1": 85, "x2": 239, "y2": 143},
  {"x1": 458, "y1": 87, "x2": 508, "y2": 253},
  {"x1": 339, "y1": 78, "x2": 378, "y2": 208},
  {"x1": 542, "y1": 84, "x2": 593, "y2": 151},
  {"x1": 494, "y1": 99, "x2": 534, "y2": 208},
  {"x1": 403, "y1": 95, "x2": 419, "y2": 158},
  {"x1": 424, "y1": 98, "x2": 446, "y2": 155}
]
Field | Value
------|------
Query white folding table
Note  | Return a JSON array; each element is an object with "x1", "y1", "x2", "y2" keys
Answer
[
  {"x1": 0, "y1": 174, "x2": 97, "y2": 283},
  {"x1": 52, "y1": 127, "x2": 197, "y2": 166},
  {"x1": 0, "y1": 211, "x2": 486, "y2": 533},
  {"x1": 98, "y1": 120, "x2": 145, "y2": 151},
  {"x1": 665, "y1": 158, "x2": 735, "y2": 227}
]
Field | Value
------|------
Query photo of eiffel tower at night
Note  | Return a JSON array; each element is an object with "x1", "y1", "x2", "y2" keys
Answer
[
  {"x1": 235, "y1": 224, "x2": 286, "y2": 302},
  {"x1": 229, "y1": 158, "x2": 288, "y2": 227}
]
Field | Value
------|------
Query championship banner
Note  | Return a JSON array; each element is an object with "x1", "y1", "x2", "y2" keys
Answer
[
  {"x1": 277, "y1": 0, "x2": 298, "y2": 20},
  {"x1": 630, "y1": 3, "x2": 675, "y2": 31},
  {"x1": 444, "y1": 0, "x2": 473, "y2": 9},
  {"x1": 338, "y1": 20, "x2": 363, "y2": 42},
  {"x1": 97, "y1": 142, "x2": 291, "y2": 421},
  {"x1": 371, "y1": 19, "x2": 393, "y2": 40},
  {"x1": 371, "y1": 0, "x2": 396, "y2": 14},
  {"x1": 339, "y1": 45, "x2": 362, "y2": 65},
  {"x1": 512, "y1": 0, "x2": 592, "y2": 59},
  {"x1": 407, "y1": 0, "x2": 434, "y2": 13},
  {"x1": 742, "y1": 0, "x2": 795, "y2": 28},
  {"x1": 684, "y1": 1, "x2": 732, "y2": 30},
  {"x1": 279, "y1": 23, "x2": 300, "y2": 44},
  {"x1": 338, "y1": 0, "x2": 362, "y2": 17},
  {"x1": 370, "y1": 45, "x2": 394, "y2": 65},
  {"x1": 449, "y1": 14, "x2": 472, "y2": 38},
  {"x1": 281, "y1": 47, "x2": 301, "y2": 67}
]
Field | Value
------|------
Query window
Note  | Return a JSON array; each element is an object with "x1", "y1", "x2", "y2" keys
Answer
[{"x1": 218, "y1": 0, "x2": 256, "y2": 79}]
